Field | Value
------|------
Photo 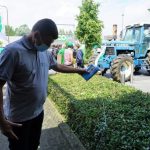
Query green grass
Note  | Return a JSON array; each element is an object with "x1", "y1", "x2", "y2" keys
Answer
[{"x1": 48, "y1": 74, "x2": 150, "y2": 150}]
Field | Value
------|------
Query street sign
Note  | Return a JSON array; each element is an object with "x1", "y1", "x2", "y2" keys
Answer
[{"x1": 0, "y1": 16, "x2": 2, "y2": 32}]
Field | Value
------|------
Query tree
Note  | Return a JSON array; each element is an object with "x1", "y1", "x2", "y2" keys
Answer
[
  {"x1": 15, "y1": 24, "x2": 30, "y2": 36},
  {"x1": 68, "y1": 30, "x2": 73, "y2": 35},
  {"x1": 5, "y1": 25, "x2": 16, "y2": 36},
  {"x1": 59, "y1": 28, "x2": 65, "y2": 35},
  {"x1": 75, "y1": 0, "x2": 103, "y2": 59}
]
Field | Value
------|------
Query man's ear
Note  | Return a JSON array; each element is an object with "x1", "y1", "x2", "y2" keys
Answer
[{"x1": 34, "y1": 31, "x2": 42, "y2": 45}]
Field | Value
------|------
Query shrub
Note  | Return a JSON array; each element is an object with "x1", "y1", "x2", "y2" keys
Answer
[{"x1": 48, "y1": 74, "x2": 150, "y2": 150}]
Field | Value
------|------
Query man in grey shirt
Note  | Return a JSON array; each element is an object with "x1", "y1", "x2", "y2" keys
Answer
[{"x1": 0, "y1": 18, "x2": 86, "y2": 150}]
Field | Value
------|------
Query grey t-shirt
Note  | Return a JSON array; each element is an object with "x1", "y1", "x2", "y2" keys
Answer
[{"x1": 0, "y1": 36, "x2": 56, "y2": 122}]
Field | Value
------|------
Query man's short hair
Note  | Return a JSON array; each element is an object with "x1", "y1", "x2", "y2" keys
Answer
[
  {"x1": 75, "y1": 43, "x2": 80, "y2": 48},
  {"x1": 32, "y1": 18, "x2": 58, "y2": 39}
]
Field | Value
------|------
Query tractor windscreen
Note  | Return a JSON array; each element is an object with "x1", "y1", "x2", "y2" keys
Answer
[
  {"x1": 123, "y1": 27, "x2": 141, "y2": 42},
  {"x1": 144, "y1": 27, "x2": 150, "y2": 38},
  {"x1": 143, "y1": 27, "x2": 150, "y2": 49}
]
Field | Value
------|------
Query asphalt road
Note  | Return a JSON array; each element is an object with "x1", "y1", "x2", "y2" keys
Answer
[{"x1": 126, "y1": 69, "x2": 150, "y2": 93}]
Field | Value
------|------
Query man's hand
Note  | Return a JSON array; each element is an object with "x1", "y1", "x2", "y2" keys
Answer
[
  {"x1": 0, "y1": 118, "x2": 22, "y2": 140},
  {"x1": 0, "y1": 79, "x2": 22, "y2": 140}
]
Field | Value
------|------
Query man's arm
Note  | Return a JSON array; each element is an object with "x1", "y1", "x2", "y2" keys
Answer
[
  {"x1": 52, "y1": 64, "x2": 87, "y2": 75},
  {"x1": 0, "y1": 80, "x2": 6, "y2": 123},
  {"x1": 0, "y1": 80, "x2": 22, "y2": 140}
]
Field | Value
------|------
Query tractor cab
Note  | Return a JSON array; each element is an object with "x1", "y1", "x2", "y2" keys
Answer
[
  {"x1": 123, "y1": 24, "x2": 141, "y2": 43},
  {"x1": 142, "y1": 25, "x2": 150, "y2": 52},
  {"x1": 123, "y1": 24, "x2": 150, "y2": 57}
]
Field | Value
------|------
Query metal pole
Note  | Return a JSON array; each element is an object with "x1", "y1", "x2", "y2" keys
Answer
[
  {"x1": 121, "y1": 13, "x2": 124, "y2": 32},
  {"x1": 120, "y1": 72, "x2": 125, "y2": 84},
  {"x1": 130, "y1": 64, "x2": 134, "y2": 83},
  {"x1": 0, "y1": 5, "x2": 9, "y2": 43}
]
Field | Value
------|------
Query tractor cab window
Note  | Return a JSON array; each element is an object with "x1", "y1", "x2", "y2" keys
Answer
[
  {"x1": 134, "y1": 28, "x2": 141, "y2": 42},
  {"x1": 123, "y1": 28, "x2": 141, "y2": 42},
  {"x1": 144, "y1": 27, "x2": 150, "y2": 38},
  {"x1": 123, "y1": 28, "x2": 133, "y2": 41},
  {"x1": 143, "y1": 27, "x2": 150, "y2": 49}
]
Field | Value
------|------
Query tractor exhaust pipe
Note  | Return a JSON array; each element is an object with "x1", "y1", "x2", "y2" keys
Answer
[{"x1": 113, "y1": 24, "x2": 117, "y2": 40}]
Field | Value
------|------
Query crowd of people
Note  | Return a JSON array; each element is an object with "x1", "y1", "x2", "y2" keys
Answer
[{"x1": 50, "y1": 41, "x2": 84, "y2": 68}]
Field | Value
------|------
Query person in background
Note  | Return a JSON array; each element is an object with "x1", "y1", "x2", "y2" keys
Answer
[
  {"x1": 57, "y1": 43, "x2": 66, "y2": 64},
  {"x1": 64, "y1": 42, "x2": 73, "y2": 66},
  {"x1": 0, "y1": 18, "x2": 87, "y2": 150},
  {"x1": 73, "y1": 46, "x2": 77, "y2": 59},
  {"x1": 92, "y1": 45, "x2": 99, "y2": 54},
  {"x1": 76, "y1": 43, "x2": 84, "y2": 68},
  {"x1": 72, "y1": 45, "x2": 77, "y2": 68},
  {"x1": 51, "y1": 44, "x2": 59, "y2": 60}
]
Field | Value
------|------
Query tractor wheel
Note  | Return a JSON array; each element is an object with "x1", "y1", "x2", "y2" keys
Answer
[
  {"x1": 111, "y1": 56, "x2": 133, "y2": 82},
  {"x1": 101, "y1": 68, "x2": 107, "y2": 76},
  {"x1": 134, "y1": 67, "x2": 140, "y2": 73},
  {"x1": 133, "y1": 67, "x2": 141, "y2": 75},
  {"x1": 96, "y1": 68, "x2": 107, "y2": 75},
  {"x1": 88, "y1": 53, "x2": 99, "y2": 65},
  {"x1": 146, "y1": 52, "x2": 150, "y2": 74}
]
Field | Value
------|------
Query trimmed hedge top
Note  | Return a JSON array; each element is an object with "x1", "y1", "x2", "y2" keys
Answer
[{"x1": 48, "y1": 74, "x2": 150, "y2": 150}]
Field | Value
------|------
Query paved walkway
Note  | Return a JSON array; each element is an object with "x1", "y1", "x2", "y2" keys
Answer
[{"x1": 0, "y1": 98, "x2": 85, "y2": 150}]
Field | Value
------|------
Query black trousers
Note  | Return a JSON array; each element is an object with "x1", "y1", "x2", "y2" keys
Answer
[{"x1": 8, "y1": 111, "x2": 44, "y2": 150}]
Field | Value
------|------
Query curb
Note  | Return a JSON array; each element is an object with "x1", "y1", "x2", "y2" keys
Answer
[
  {"x1": 58, "y1": 123, "x2": 86, "y2": 150},
  {"x1": 47, "y1": 98, "x2": 86, "y2": 150}
]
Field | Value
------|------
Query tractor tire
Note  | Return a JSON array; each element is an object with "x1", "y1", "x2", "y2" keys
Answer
[
  {"x1": 111, "y1": 56, "x2": 133, "y2": 82},
  {"x1": 88, "y1": 54, "x2": 99, "y2": 65},
  {"x1": 146, "y1": 52, "x2": 150, "y2": 74},
  {"x1": 101, "y1": 68, "x2": 107, "y2": 76},
  {"x1": 96, "y1": 68, "x2": 107, "y2": 75},
  {"x1": 134, "y1": 67, "x2": 140, "y2": 73}
]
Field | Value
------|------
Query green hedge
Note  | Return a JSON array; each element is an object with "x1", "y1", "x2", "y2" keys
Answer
[{"x1": 48, "y1": 74, "x2": 150, "y2": 150}]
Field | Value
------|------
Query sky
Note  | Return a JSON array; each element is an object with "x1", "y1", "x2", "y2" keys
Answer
[{"x1": 0, "y1": 0, "x2": 150, "y2": 36}]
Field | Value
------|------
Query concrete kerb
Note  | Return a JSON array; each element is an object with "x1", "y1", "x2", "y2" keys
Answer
[
  {"x1": 47, "y1": 98, "x2": 86, "y2": 150},
  {"x1": 58, "y1": 123, "x2": 86, "y2": 150}
]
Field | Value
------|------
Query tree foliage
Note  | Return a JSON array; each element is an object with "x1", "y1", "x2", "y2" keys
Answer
[
  {"x1": 59, "y1": 28, "x2": 65, "y2": 35},
  {"x1": 75, "y1": 0, "x2": 103, "y2": 59},
  {"x1": 5, "y1": 25, "x2": 16, "y2": 36},
  {"x1": 59, "y1": 28, "x2": 73, "y2": 35},
  {"x1": 5, "y1": 24, "x2": 30, "y2": 36},
  {"x1": 15, "y1": 24, "x2": 30, "y2": 36}
]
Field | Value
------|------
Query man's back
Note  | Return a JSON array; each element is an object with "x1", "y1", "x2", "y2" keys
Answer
[{"x1": 64, "y1": 48, "x2": 73, "y2": 66}]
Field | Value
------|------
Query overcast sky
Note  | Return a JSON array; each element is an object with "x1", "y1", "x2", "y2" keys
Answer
[{"x1": 0, "y1": 0, "x2": 150, "y2": 36}]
